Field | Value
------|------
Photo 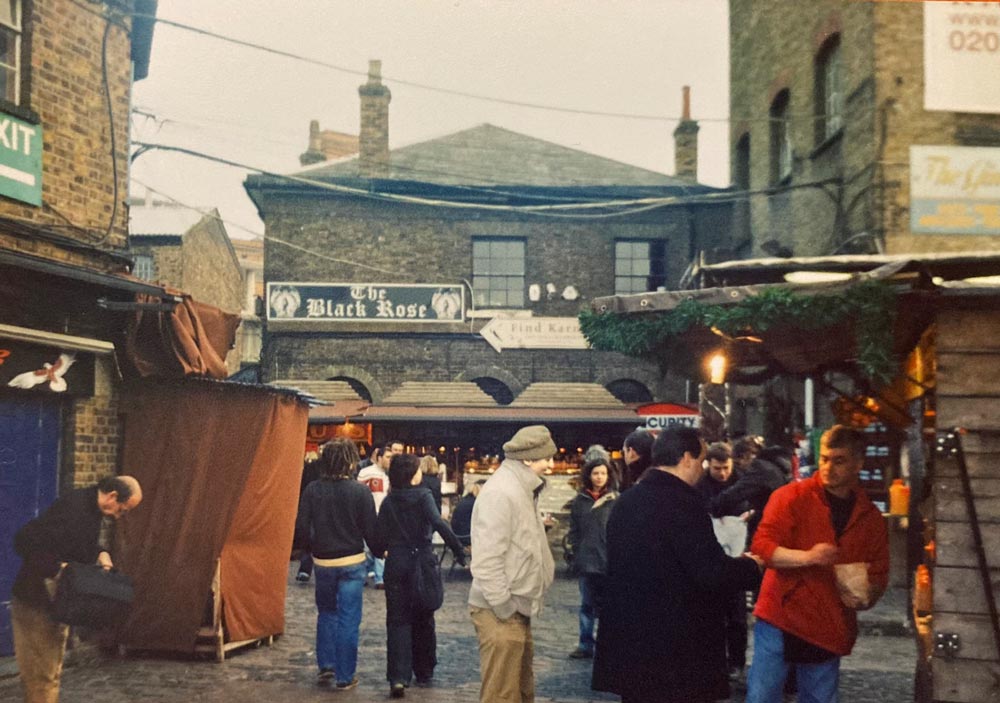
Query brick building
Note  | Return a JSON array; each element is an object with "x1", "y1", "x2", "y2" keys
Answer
[
  {"x1": 729, "y1": 0, "x2": 1000, "y2": 259},
  {"x1": 128, "y1": 197, "x2": 247, "y2": 374},
  {"x1": 0, "y1": 0, "x2": 163, "y2": 656},
  {"x1": 245, "y1": 61, "x2": 733, "y2": 466}
]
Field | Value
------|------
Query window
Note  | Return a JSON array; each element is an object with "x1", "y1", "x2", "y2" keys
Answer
[
  {"x1": 133, "y1": 254, "x2": 154, "y2": 281},
  {"x1": 770, "y1": 89, "x2": 792, "y2": 184},
  {"x1": 0, "y1": 1, "x2": 22, "y2": 105},
  {"x1": 734, "y1": 133, "x2": 750, "y2": 192},
  {"x1": 615, "y1": 240, "x2": 666, "y2": 295},
  {"x1": 816, "y1": 35, "x2": 842, "y2": 143},
  {"x1": 472, "y1": 238, "x2": 524, "y2": 308}
]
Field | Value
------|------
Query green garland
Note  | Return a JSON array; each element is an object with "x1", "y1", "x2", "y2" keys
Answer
[{"x1": 578, "y1": 280, "x2": 898, "y2": 384}]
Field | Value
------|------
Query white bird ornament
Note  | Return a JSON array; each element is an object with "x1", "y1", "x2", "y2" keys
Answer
[{"x1": 7, "y1": 352, "x2": 77, "y2": 392}]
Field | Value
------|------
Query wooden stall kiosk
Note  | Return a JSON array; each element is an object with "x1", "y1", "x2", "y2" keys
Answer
[
  {"x1": 582, "y1": 254, "x2": 1000, "y2": 703},
  {"x1": 111, "y1": 296, "x2": 312, "y2": 661}
]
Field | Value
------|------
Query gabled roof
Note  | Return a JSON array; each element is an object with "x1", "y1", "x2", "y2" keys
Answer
[{"x1": 294, "y1": 123, "x2": 695, "y2": 188}]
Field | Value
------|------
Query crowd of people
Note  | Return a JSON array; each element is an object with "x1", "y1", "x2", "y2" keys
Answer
[{"x1": 9, "y1": 422, "x2": 889, "y2": 703}]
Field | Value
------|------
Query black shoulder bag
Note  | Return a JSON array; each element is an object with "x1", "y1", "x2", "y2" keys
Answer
[
  {"x1": 387, "y1": 497, "x2": 444, "y2": 612},
  {"x1": 53, "y1": 562, "x2": 134, "y2": 628}
]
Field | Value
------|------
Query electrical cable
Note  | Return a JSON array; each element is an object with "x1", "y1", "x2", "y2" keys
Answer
[
  {"x1": 124, "y1": 8, "x2": 845, "y2": 126},
  {"x1": 130, "y1": 178, "x2": 407, "y2": 277},
  {"x1": 133, "y1": 140, "x2": 845, "y2": 221},
  {"x1": 98, "y1": 10, "x2": 120, "y2": 244}
]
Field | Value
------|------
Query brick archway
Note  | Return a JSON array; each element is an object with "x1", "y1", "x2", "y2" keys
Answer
[{"x1": 321, "y1": 365, "x2": 385, "y2": 404}]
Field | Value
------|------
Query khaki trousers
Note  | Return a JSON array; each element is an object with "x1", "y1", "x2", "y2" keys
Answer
[
  {"x1": 11, "y1": 597, "x2": 69, "y2": 703},
  {"x1": 470, "y1": 606, "x2": 534, "y2": 703}
]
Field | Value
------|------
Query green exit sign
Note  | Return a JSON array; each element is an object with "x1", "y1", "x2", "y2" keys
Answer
[{"x1": 0, "y1": 112, "x2": 42, "y2": 206}]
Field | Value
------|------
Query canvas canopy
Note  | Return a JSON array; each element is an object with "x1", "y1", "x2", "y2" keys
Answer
[{"x1": 116, "y1": 378, "x2": 308, "y2": 653}]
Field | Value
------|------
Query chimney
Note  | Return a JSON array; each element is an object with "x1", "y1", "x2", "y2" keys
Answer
[
  {"x1": 358, "y1": 59, "x2": 391, "y2": 178},
  {"x1": 673, "y1": 85, "x2": 699, "y2": 181},
  {"x1": 299, "y1": 120, "x2": 326, "y2": 166}
]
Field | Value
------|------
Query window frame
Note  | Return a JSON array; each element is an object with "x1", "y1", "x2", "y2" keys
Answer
[
  {"x1": 614, "y1": 239, "x2": 667, "y2": 295},
  {"x1": 0, "y1": 0, "x2": 35, "y2": 122},
  {"x1": 132, "y1": 254, "x2": 154, "y2": 281},
  {"x1": 471, "y1": 237, "x2": 526, "y2": 309},
  {"x1": 769, "y1": 89, "x2": 792, "y2": 185},
  {"x1": 815, "y1": 34, "x2": 843, "y2": 145}
]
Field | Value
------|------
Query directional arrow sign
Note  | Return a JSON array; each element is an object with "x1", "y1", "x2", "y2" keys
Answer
[{"x1": 479, "y1": 317, "x2": 588, "y2": 353}]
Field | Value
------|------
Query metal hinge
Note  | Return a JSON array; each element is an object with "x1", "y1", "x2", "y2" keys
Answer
[{"x1": 934, "y1": 632, "x2": 961, "y2": 658}]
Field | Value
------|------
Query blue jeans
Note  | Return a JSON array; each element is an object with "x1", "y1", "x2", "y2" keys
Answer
[
  {"x1": 747, "y1": 620, "x2": 840, "y2": 703},
  {"x1": 577, "y1": 574, "x2": 602, "y2": 652},
  {"x1": 314, "y1": 562, "x2": 366, "y2": 684}
]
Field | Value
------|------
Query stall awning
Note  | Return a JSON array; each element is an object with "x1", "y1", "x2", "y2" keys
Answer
[
  {"x1": 0, "y1": 248, "x2": 177, "y2": 299},
  {"x1": 344, "y1": 405, "x2": 640, "y2": 424},
  {"x1": 510, "y1": 382, "x2": 626, "y2": 408},
  {"x1": 309, "y1": 400, "x2": 371, "y2": 423}
]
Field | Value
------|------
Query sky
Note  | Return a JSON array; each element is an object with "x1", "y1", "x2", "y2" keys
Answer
[{"x1": 130, "y1": 0, "x2": 731, "y2": 240}]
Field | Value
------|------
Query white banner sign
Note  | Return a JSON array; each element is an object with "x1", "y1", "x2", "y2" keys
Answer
[
  {"x1": 925, "y1": 2, "x2": 1000, "y2": 113},
  {"x1": 910, "y1": 145, "x2": 1000, "y2": 234},
  {"x1": 644, "y1": 414, "x2": 701, "y2": 430}
]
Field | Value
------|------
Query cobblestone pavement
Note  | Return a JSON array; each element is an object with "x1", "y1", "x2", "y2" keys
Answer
[{"x1": 0, "y1": 563, "x2": 917, "y2": 702}]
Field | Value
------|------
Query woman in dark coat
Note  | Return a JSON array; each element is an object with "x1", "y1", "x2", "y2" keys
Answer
[
  {"x1": 418, "y1": 454, "x2": 443, "y2": 514},
  {"x1": 371, "y1": 453, "x2": 466, "y2": 699},
  {"x1": 566, "y1": 457, "x2": 618, "y2": 658}
]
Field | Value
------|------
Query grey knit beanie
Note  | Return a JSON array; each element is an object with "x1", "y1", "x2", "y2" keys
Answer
[{"x1": 503, "y1": 425, "x2": 557, "y2": 461}]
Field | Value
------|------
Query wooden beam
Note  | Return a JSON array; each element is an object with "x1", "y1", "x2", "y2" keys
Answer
[
  {"x1": 938, "y1": 397, "x2": 1000, "y2": 431},
  {"x1": 934, "y1": 479, "x2": 1000, "y2": 523},
  {"x1": 937, "y1": 453, "x2": 1000, "y2": 480},
  {"x1": 936, "y1": 522, "x2": 1000, "y2": 568},
  {"x1": 937, "y1": 311, "x2": 1000, "y2": 353},
  {"x1": 934, "y1": 613, "x2": 1000, "y2": 661},
  {"x1": 938, "y1": 353, "x2": 1000, "y2": 397},
  {"x1": 933, "y1": 566, "x2": 1000, "y2": 615},
  {"x1": 932, "y1": 658, "x2": 1000, "y2": 702},
  {"x1": 962, "y1": 433, "x2": 1000, "y2": 456}
]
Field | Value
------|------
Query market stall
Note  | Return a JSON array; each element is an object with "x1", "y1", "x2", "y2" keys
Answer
[
  {"x1": 582, "y1": 254, "x2": 1000, "y2": 703},
  {"x1": 115, "y1": 378, "x2": 310, "y2": 660}
]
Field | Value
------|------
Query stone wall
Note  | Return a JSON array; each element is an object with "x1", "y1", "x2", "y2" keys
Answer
[
  {"x1": 2, "y1": 1, "x2": 134, "y2": 256},
  {"x1": 261, "y1": 193, "x2": 727, "y2": 400}
]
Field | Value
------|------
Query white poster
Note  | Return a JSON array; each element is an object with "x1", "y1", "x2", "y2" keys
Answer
[
  {"x1": 910, "y1": 145, "x2": 1000, "y2": 234},
  {"x1": 924, "y1": 2, "x2": 1000, "y2": 113}
]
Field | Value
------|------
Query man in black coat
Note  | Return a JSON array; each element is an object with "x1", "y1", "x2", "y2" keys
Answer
[
  {"x1": 12, "y1": 475, "x2": 142, "y2": 703},
  {"x1": 592, "y1": 428, "x2": 762, "y2": 703},
  {"x1": 707, "y1": 445, "x2": 791, "y2": 546}
]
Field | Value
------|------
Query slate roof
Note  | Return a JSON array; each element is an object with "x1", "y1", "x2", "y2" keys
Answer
[{"x1": 293, "y1": 123, "x2": 694, "y2": 188}]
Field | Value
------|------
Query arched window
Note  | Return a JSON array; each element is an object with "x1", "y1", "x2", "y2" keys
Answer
[
  {"x1": 815, "y1": 34, "x2": 843, "y2": 143},
  {"x1": 329, "y1": 376, "x2": 372, "y2": 403},
  {"x1": 605, "y1": 379, "x2": 653, "y2": 404},
  {"x1": 769, "y1": 89, "x2": 792, "y2": 184},
  {"x1": 471, "y1": 377, "x2": 514, "y2": 406}
]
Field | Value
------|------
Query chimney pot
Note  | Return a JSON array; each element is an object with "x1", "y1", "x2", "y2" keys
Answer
[
  {"x1": 359, "y1": 59, "x2": 391, "y2": 178},
  {"x1": 673, "y1": 86, "x2": 699, "y2": 181}
]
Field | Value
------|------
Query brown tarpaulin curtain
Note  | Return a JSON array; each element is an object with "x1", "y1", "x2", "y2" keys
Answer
[
  {"x1": 117, "y1": 379, "x2": 307, "y2": 653},
  {"x1": 122, "y1": 294, "x2": 240, "y2": 379}
]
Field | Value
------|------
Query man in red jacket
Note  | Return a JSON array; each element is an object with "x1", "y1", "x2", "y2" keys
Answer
[{"x1": 746, "y1": 425, "x2": 889, "y2": 703}]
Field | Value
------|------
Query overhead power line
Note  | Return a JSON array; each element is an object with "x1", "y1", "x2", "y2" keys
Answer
[
  {"x1": 132, "y1": 140, "x2": 843, "y2": 220},
  {"x1": 130, "y1": 178, "x2": 405, "y2": 277},
  {"x1": 130, "y1": 11, "x2": 844, "y2": 125}
]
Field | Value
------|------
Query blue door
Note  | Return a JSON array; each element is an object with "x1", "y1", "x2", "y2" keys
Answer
[{"x1": 0, "y1": 396, "x2": 60, "y2": 656}]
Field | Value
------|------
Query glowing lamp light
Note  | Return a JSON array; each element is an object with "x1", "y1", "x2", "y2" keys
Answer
[{"x1": 708, "y1": 353, "x2": 727, "y2": 384}]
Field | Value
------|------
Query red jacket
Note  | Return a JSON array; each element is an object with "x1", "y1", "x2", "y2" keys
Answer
[{"x1": 751, "y1": 474, "x2": 889, "y2": 656}]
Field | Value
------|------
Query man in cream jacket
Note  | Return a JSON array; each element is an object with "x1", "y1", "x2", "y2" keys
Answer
[{"x1": 469, "y1": 425, "x2": 556, "y2": 703}]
